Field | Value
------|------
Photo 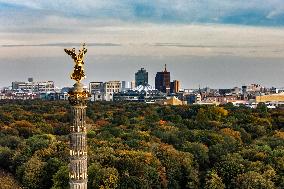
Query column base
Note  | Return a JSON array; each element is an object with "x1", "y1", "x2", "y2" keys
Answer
[{"x1": 70, "y1": 180, "x2": 87, "y2": 189}]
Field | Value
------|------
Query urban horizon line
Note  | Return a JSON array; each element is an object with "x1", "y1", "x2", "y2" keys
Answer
[{"x1": 2, "y1": 77, "x2": 284, "y2": 91}]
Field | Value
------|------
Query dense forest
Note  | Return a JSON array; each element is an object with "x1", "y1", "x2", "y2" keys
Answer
[{"x1": 0, "y1": 100, "x2": 283, "y2": 189}]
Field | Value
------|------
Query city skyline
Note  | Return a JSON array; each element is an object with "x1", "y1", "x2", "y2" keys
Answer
[
  {"x1": 2, "y1": 57, "x2": 284, "y2": 89},
  {"x1": 0, "y1": 1, "x2": 284, "y2": 88},
  {"x1": 3, "y1": 62, "x2": 284, "y2": 90}
]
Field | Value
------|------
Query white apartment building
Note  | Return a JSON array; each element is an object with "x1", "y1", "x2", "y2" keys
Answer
[
  {"x1": 103, "y1": 81, "x2": 121, "y2": 101},
  {"x1": 12, "y1": 79, "x2": 55, "y2": 92},
  {"x1": 89, "y1": 82, "x2": 103, "y2": 94}
]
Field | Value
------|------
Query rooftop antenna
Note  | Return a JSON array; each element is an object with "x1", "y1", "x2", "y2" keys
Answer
[{"x1": 164, "y1": 64, "x2": 167, "y2": 72}]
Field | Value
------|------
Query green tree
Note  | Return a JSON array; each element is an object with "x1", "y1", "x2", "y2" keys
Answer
[
  {"x1": 26, "y1": 134, "x2": 51, "y2": 154},
  {"x1": 234, "y1": 171, "x2": 276, "y2": 189},
  {"x1": 11, "y1": 120, "x2": 37, "y2": 138},
  {"x1": 52, "y1": 165, "x2": 69, "y2": 189},
  {"x1": 88, "y1": 162, "x2": 119, "y2": 189},
  {"x1": 22, "y1": 155, "x2": 46, "y2": 189},
  {"x1": 41, "y1": 158, "x2": 65, "y2": 189},
  {"x1": 214, "y1": 155, "x2": 244, "y2": 187},
  {"x1": 256, "y1": 102, "x2": 268, "y2": 117},
  {"x1": 196, "y1": 108, "x2": 209, "y2": 123},
  {"x1": 0, "y1": 147, "x2": 13, "y2": 170},
  {"x1": 182, "y1": 142, "x2": 209, "y2": 167},
  {"x1": 204, "y1": 170, "x2": 225, "y2": 189},
  {"x1": 0, "y1": 135, "x2": 21, "y2": 150}
]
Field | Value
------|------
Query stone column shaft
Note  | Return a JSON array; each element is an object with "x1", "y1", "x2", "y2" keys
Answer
[{"x1": 69, "y1": 82, "x2": 89, "y2": 189}]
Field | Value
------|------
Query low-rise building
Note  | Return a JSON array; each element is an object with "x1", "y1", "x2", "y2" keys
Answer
[
  {"x1": 103, "y1": 81, "x2": 121, "y2": 101},
  {"x1": 113, "y1": 85, "x2": 167, "y2": 103},
  {"x1": 89, "y1": 82, "x2": 103, "y2": 94},
  {"x1": 185, "y1": 93, "x2": 202, "y2": 104},
  {"x1": 160, "y1": 96, "x2": 187, "y2": 105},
  {"x1": 204, "y1": 95, "x2": 238, "y2": 104},
  {"x1": 12, "y1": 79, "x2": 55, "y2": 92},
  {"x1": 255, "y1": 93, "x2": 284, "y2": 103},
  {"x1": 90, "y1": 92, "x2": 104, "y2": 101}
]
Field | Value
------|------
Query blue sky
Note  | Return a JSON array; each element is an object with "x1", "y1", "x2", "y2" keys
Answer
[
  {"x1": 0, "y1": 1, "x2": 284, "y2": 88},
  {"x1": 1, "y1": 0, "x2": 284, "y2": 30}
]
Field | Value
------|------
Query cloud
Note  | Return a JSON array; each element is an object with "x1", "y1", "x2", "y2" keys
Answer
[
  {"x1": 1, "y1": 24, "x2": 284, "y2": 59},
  {"x1": 154, "y1": 43, "x2": 263, "y2": 49},
  {"x1": 1, "y1": 0, "x2": 284, "y2": 31},
  {"x1": 1, "y1": 42, "x2": 121, "y2": 47},
  {"x1": 0, "y1": 1, "x2": 284, "y2": 59},
  {"x1": 266, "y1": 7, "x2": 284, "y2": 19}
]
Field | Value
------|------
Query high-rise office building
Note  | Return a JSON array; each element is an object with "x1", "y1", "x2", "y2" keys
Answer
[
  {"x1": 135, "y1": 68, "x2": 148, "y2": 87},
  {"x1": 155, "y1": 64, "x2": 170, "y2": 93},
  {"x1": 170, "y1": 80, "x2": 180, "y2": 93}
]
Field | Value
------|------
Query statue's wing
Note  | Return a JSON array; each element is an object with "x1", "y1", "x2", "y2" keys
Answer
[
  {"x1": 83, "y1": 48, "x2": 87, "y2": 54},
  {"x1": 77, "y1": 48, "x2": 87, "y2": 61},
  {"x1": 64, "y1": 49, "x2": 77, "y2": 61}
]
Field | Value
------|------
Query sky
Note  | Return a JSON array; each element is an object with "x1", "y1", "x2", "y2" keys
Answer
[{"x1": 0, "y1": 0, "x2": 284, "y2": 88}]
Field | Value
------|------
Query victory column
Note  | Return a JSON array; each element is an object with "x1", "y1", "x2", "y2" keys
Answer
[{"x1": 64, "y1": 44, "x2": 89, "y2": 189}]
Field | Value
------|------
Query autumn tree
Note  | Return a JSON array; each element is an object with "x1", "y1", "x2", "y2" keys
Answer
[{"x1": 204, "y1": 170, "x2": 225, "y2": 189}]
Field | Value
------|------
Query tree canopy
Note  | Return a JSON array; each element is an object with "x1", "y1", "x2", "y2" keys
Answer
[{"x1": 0, "y1": 100, "x2": 283, "y2": 188}]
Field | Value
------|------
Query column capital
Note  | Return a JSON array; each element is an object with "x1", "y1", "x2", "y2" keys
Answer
[{"x1": 68, "y1": 82, "x2": 90, "y2": 106}]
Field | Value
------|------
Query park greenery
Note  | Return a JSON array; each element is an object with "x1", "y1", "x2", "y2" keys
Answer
[{"x1": 0, "y1": 100, "x2": 283, "y2": 189}]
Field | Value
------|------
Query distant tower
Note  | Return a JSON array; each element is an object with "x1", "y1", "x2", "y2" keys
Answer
[
  {"x1": 121, "y1": 81, "x2": 131, "y2": 91},
  {"x1": 170, "y1": 80, "x2": 180, "y2": 93},
  {"x1": 135, "y1": 68, "x2": 148, "y2": 87},
  {"x1": 28, "y1": 77, "x2": 33, "y2": 82},
  {"x1": 155, "y1": 64, "x2": 170, "y2": 93},
  {"x1": 65, "y1": 44, "x2": 89, "y2": 189},
  {"x1": 130, "y1": 81, "x2": 136, "y2": 89}
]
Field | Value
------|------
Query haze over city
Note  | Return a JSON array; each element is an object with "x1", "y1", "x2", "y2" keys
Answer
[{"x1": 0, "y1": 0, "x2": 284, "y2": 88}]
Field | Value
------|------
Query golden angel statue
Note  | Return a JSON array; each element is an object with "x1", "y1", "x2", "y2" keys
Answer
[{"x1": 64, "y1": 43, "x2": 87, "y2": 82}]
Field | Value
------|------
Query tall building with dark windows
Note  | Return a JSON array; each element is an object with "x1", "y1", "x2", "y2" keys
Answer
[
  {"x1": 155, "y1": 64, "x2": 170, "y2": 93},
  {"x1": 135, "y1": 68, "x2": 148, "y2": 87}
]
